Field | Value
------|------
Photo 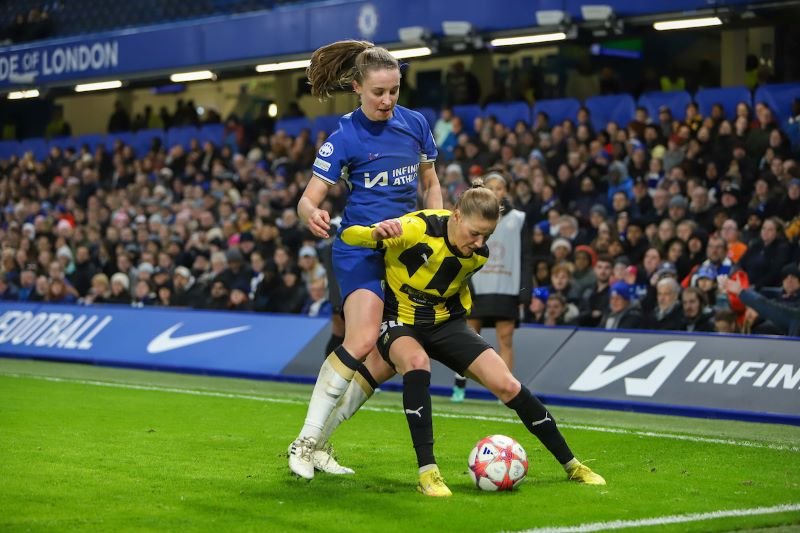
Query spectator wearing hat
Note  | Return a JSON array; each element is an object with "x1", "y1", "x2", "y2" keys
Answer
[
  {"x1": 172, "y1": 266, "x2": 206, "y2": 308},
  {"x1": 297, "y1": 245, "x2": 326, "y2": 291},
  {"x1": 600, "y1": 281, "x2": 643, "y2": 330},
  {"x1": 622, "y1": 217, "x2": 649, "y2": 265},
  {"x1": 550, "y1": 238, "x2": 572, "y2": 265},
  {"x1": 108, "y1": 272, "x2": 131, "y2": 305},
  {"x1": 69, "y1": 245, "x2": 96, "y2": 297},
  {"x1": 202, "y1": 278, "x2": 229, "y2": 310},
  {"x1": 667, "y1": 194, "x2": 689, "y2": 224},
  {"x1": 719, "y1": 183, "x2": 746, "y2": 227},
  {"x1": 524, "y1": 286, "x2": 549, "y2": 324},
  {"x1": 681, "y1": 287, "x2": 715, "y2": 332},
  {"x1": 221, "y1": 246, "x2": 254, "y2": 292},
  {"x1": 228, "y1": 280, "x2": 253, "y2": 312},
  {"x1": 646, "y1": 278, "x2": 684, "y2": 331},
  {"x1": 740, "y1": 217, "x2": 792, "y2": 289},
  {"x1": 605, "y1": 161, "x2": 634, "y2": 209}
]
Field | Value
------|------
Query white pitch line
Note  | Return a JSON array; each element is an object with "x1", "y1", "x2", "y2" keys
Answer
[
  {"x1": 511, "y1": 502, "x2": 800, "y2": 533},
  {"x1": 2, "y1": 372, "x2": 798, "y2": 453}
]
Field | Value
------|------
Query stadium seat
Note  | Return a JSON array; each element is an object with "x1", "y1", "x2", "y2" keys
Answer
[
  {"x1": 484, "y1": 101, "x2": 531, "y2": 128},
  {"x1": 275, "y1": 117, "x2": 312, "y2": 138},
  {"x1": 77, "y1": 133, "x2": 106, "y2": 152},
  {"x1": 637, "y1": 90, "x2": 692, "y2": 122},
  {"x1": 695, "y1": 86, "x2": 751, "y2": 121},
  {"x1": 19, "y1": 137, "x2": 49, "y2": 160},
  {"x1": 166, "y1": 126, "x2": 200, "y2": 149},
  {"x1": 452, "y1": 104, "x2": 482, "y2": 133},
  {"x1": 311, "y1": 114, "x2": 341, "y2": 140},
  {"x1": 532, "y1": 98, "x2": 580, "y2": 126},
  {"x1": 585, "y1": 94, "x2": 636, "y2": 132},
  {"x1": 48, "y1": 136, "x2": 76, "y2": 152},
  {"x1": 105, "y1": 132, "x2": 136, "y2": 152},
  {"x1": 754, "y1": 82, "x2": 800, "y2": 125},
  {"x1": 197, "y1": 123, "x2": 225, "y2": 146},
  {"x1": 415, "y1": 107, "x2": 438, "y2": 130},
  {"x1": 0, "y1": 140, "x2": 20, "y2": 161},
  {"x1": 134, "y1": 128, "x2": 165, "y2": 155}
]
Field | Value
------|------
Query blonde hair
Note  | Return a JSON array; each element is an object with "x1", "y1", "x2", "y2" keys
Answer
[
  {"x1": 307, "y1": 40, "x2": 400, "y2": 100},
  {"x1": 455, "y1": 179, "x2": 501, "y2": 222}
]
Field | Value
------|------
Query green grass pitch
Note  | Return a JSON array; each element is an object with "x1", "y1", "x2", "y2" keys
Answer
[{"x1": 1, "y1": 358, "x2": 799, "y2": 532}]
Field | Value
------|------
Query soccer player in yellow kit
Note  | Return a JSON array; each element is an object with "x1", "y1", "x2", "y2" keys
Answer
[{"x1": 338, "y1": 183, "x2": 606, "y2": 496}]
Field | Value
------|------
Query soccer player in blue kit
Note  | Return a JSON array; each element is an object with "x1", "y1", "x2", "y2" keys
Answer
[{"x1": 289, "y1": 40, "x2": 442, "y2": 479}]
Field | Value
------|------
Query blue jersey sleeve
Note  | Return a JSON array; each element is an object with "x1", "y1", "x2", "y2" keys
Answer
[
  {"x1": 418, "y1": 116, "x2": 438, "y2": 164},
  {"x1": 312, "y1": 129, "x2": 348, "y2": 185}
]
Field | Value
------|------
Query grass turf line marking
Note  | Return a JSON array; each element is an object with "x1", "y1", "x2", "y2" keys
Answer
[
  {"x1": 511, "y1": 502, "x2": 800, "y2": 533},
  {"x1": 2, "y1": 371, "x2": 798, "y2": 454}
]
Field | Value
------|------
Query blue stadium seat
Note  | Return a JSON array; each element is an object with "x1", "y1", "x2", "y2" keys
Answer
[
  {"x1": 585, "y1": 94, "x2": 636, "y2": 132},
  {"x1": 452, "y1": 104, "x2": 482, "y2": 133},
  {"x1": 134, "y1": 128, "x2": 165, "y2": 155},
  {"x1": 48, "y1": 136, "x2": 76, "y2": 152},
  {"x1": 275, "y1": 117, "x2": 312, "y2": 138},
  {"x1": 19, "y1": 137, "x2": 49, "y2": 160},
  {"x1": 532, "y1": 98, "x2": 580, "y2": 126},
  {"x1": 415, "y1": 107, "x2": 438, "y2": 130},
  {"x1": 77, "y1": 133, "x2": 106, "y2": 152},
  {"x1": 484, "y1": 101, "x2": 531, "y2": 128},
  {"x1": 105, "y1": 132, "x2": 136, "y2": 152},
  {"x1": 0, "y1": 140, "x2": 20, "y2": 161},
  {"x1": 197, "y1": 123, "x2": 225, "y2": 146},
  {"x1": 754, "y1": 82, "x2": 800, "y2": 125},
  {"x1": 311, "y1": 114, "x2": 341, "y2": 140},
  {"x1": 637, "y1": 90, "x2": 692, "y2": 122},
  {"x1": 166, "y1": 126, "x2": 200, "y2": 149},
  {"x1": 695, "y1": 86, "x2": 751, "y2": 121}
]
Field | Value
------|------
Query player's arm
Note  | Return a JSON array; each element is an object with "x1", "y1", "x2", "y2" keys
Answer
[
  {"x1": 298, "y1": 178, "x2": 332, "y2": 239},
  {"x1": 341, "y1": 215, "x2": 423, "y2": 249},
  {"x1": 419, "y1": 162, "x2": 443, "y2": 209}
]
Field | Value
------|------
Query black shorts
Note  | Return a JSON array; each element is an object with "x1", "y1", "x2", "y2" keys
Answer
[
  {"x1": 469, "y1": 294, "x2": 520, "y2": 326},
  {"x1": 377, "y1": 318, "x2": 492, "y2": 375}
]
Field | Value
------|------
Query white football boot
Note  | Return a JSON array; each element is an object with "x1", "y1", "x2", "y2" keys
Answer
[
  {"x1": 312, "y1": 445, "x2": 355, "y2": 475},
  {"x1": 288, "y1": 436, "x2": 316, "y2": 479}
]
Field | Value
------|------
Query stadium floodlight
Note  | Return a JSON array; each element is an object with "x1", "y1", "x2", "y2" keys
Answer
[
  {"x1": 169, "y1": 70, "x2": 215, "y2": 83},
  {"x1": 581, "y1": 5, "x2": 614, "y2": 22},
  {"x1": 535, "y1": 10, "x2": 567, "y2": 26},
  {"x1": 653, "y1": 16, "x2": 723, "y2": 31},
  {"x1": 255, "y1": 59, "x2": 311, "y2": 73},
  {"x1": 490, "y1": 32, "x2": 567, "y2": 47},
  {"x1": 398, "y1": 26, "x2": 430, "y2": 44},
  {"x1": 442, "y1": 21, "x2": 472, "y2": 37},
  {"x1": 7, "y1": 89, "x2": 39, "y2": 100},
  {"x1": 390, "y1": 47, "x2": 432, "y2": 59},
  {"x1": 74, "y1": 80, "x2": 122, "y2": 92}
]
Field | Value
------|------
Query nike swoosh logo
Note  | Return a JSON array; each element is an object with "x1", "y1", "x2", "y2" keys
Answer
[{"x1": 147, "y1": 322, "x2": 251, "y2": 354}]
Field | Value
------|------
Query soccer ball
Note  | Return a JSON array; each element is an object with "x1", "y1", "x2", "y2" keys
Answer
[{"x1": 468, "y1": 434, "x2": 528, "y2": 491}]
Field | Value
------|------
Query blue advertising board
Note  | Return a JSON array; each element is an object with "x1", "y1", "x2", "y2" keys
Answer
[
  {"x1": 0, "y1": 0, "x2": 771, "y2": 90},
  {"x1": 0, "y1": 302, "x2": 327, "y2": 378}
]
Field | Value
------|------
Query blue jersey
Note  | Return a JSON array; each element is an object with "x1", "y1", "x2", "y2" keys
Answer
[{"x1": 311, "y1": 105, "x2": 437, "y2": 230}]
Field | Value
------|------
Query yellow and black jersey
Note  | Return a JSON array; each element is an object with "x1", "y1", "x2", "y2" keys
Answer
[{"x1": 341, "y1": 209, "x2": 489, "y2": 326}]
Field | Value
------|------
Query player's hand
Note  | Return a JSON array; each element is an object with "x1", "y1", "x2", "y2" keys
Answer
[
  {"x1": 371, "y1": 218, "x2": 403, "y2": 240},
  {"x1": 308, "y1": 208, "x2": 331, "y2": 239}
]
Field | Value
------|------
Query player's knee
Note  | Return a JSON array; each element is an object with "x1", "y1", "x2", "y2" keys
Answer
[
  {"x1": 404, "y1": 353, "x2": 430, "y2": 371},
  {"x1": 344, "y1": 336, "x2": 378, "y2": 360},
  {"x1": 495, "y1": 374, "x2": 521, "y2": 403}
]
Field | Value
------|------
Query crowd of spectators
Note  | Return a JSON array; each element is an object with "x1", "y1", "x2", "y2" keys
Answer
[
  {"x1": 0, "y1": 92, "x2": 799, "y2": 336},
  {"x1": 0, "y1": 6, "x2": 53, "y2": 44}
]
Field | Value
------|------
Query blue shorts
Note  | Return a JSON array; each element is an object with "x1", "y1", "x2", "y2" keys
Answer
[{"x1": 332, "y1": 237, "x2": 385, "y2": 303}]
